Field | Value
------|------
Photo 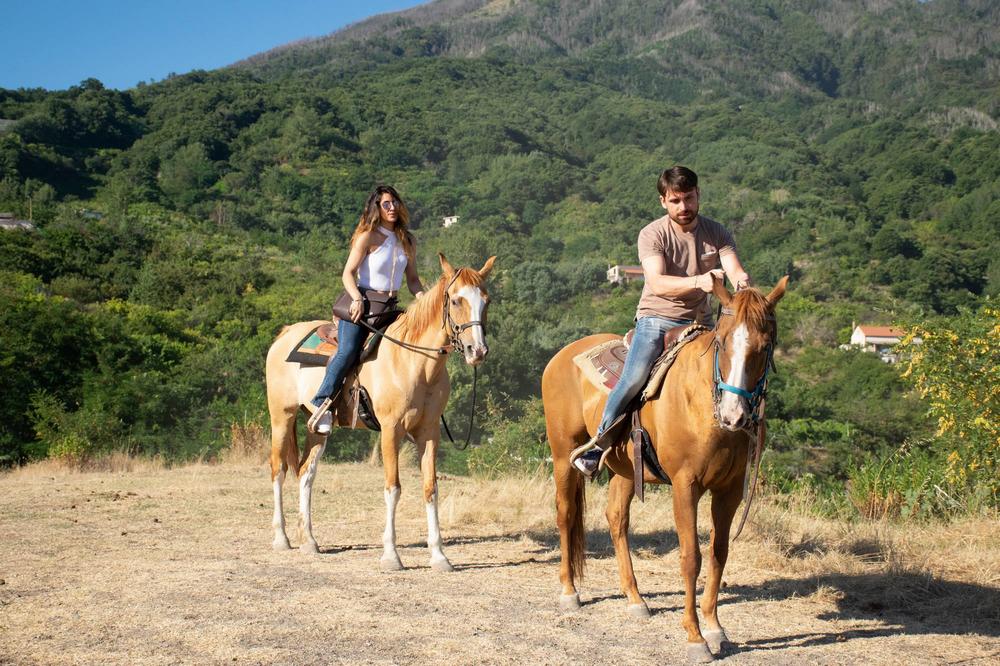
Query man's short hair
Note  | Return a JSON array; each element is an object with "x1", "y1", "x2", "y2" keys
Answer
[{"x1": 657, "y1": 166, "x2": 699, "y2": 196}]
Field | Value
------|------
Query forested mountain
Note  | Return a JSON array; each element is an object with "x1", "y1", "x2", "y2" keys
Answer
[
  {"x1": 1, "y1": 0, "x2": 996, "y2": 516},
  {"x1": 243, "y1": 0, "x2": 1000, "y2": 108}
]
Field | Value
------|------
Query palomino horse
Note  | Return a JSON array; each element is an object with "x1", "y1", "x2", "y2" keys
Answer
[
  {"x1": 543, "y1": 276, "x2": 787, "y2": 663},
  {"x1": 266, "y1": 253, "x2": 495, "y2": 571}
]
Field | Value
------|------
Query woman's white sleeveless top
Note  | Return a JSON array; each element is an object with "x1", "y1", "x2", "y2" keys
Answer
[{"x1": 358, "y1": 227, "x2": 407, "y2": 292}]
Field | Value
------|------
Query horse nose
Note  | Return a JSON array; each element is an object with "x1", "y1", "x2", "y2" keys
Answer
[
  {"x1": 465, "y1": 344, "x2": 488, "y2": 365},
  {"x1": 718, "y1": 399, "x2": 748, "y2": 431}
]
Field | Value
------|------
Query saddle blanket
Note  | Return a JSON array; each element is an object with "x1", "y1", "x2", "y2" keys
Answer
[
  {"x1": 573, "y1": 325, "x2": 709, "y2": 399},
  {"x1": 285, "y1": 323, "x2": 339, "y2": 366}
]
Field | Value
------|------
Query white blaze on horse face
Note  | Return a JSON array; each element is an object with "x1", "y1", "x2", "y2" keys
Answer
[
  {"x1": 456, "y1": 285, "x2": 488, "y2": 364},
  {"x1": 719, "y1": 323, "x2": 751, "y2": 430}
]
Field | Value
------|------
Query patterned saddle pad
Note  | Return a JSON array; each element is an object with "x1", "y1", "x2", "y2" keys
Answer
[
  {"x1": 573, "y1": 324, "x2": 709, "y2": 397},
  {"x1": 285, "y1": 323, "x2": 339, "y2": 366}
]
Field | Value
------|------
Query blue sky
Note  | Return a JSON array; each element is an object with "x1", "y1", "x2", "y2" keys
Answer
[{"x1": 1, "y1": 0, "x2": 427, "y2": 91}]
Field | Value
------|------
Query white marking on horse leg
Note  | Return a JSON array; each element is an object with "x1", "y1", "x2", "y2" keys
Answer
[
  {"x1": 380, "y1": 486, "x2": 403, "y2": 571},
  {"x1": 425, "y1": 484, "x2": 453, "y2": 572},
  {"x1": 297, "y1": 443, "x2": 325, "y2": 554},
  {"x1": 272, "y1": 468, "x2": 290, "y2": 550},
  {"x1": 719, "y1": 323, "x2": 750, "y2": 429}
]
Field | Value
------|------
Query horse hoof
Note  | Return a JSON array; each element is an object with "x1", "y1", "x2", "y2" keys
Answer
[
  {"x1": 686, "y1": 642, "x2": 714, "y2": 663},
  {"x1": 380, "y1": 555, "x2": 404, "y2": 571},
  {"x1": 703, "y1": 629, "x2": 732, "y2": 655},
  {"x1": 299, "y1": 541, "x2": 319, "y2": 555},
  {"x1": 272, "y1": 537, "x2": 291, "y2": 551},
  {"x1": 559, "y1": 594, "x2": 581, "y2": 612},
  {"x1": 627, "y1": 602, "x2": 650, "y2": 619},
  {"x1": 430, "y1": 558, "x2": 454, "y2": 573}
]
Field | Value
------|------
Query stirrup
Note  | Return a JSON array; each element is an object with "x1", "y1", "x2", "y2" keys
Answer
[
  {"x1": 569, "y1": 437, "x2": 600, "y2": 466},
  {"x1": 569, "y1": 411, "x2": 628, "y2": 462},
  {"x1": 307, "y1": 398, "x2": 334, "y2": 433},
  {"x1": 598, "y1": 447, "x2": 614, "y2": 470}
]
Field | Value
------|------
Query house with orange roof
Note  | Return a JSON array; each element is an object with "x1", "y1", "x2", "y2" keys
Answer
[
  {"x1": 607, "y1": 265, "x2": 644, "y2": 285},
  {"x1": 850, "y1": 325, "x2": 913, "y2": 362}
]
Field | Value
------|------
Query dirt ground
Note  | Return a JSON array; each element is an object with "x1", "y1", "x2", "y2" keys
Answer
[{"x1": 1, "y1": 458, "x2": 998, "y2": 665}]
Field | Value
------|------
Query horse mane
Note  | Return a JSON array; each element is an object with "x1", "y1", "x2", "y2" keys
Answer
[
  {"x1": 393, "y1": 267, "x2": 484, "y2": 342},
  {"x1": 728, "y1": 288, "x2": 772, "y2": 332}
]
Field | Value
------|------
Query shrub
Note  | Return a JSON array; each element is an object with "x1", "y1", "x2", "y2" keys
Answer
[
  {"x1": 29, "y1": 391, "x2": 125, "y2": 465},
  {"x1": 468, "y1": 397, "x2": 549, "y2": 478}
]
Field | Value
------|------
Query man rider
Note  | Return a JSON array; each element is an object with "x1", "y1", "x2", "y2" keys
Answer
[{"x1": 572, "y1": 165, "x2": 752, "y2": 478}]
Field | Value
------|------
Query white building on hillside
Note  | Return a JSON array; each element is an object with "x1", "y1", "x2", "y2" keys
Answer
[
  {"x1": 607, "y1": 265, "x2": 644, "y2": 285},
  {"x1": 850, "y1": 325, "x2": 915, "y2": 363}
]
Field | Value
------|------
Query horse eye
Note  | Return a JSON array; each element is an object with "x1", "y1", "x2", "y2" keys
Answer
[{"x1": 451, "y1": 298, "x2": 460, "y2": 306}]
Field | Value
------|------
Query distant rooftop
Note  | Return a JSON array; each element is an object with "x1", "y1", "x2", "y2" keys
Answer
[
  {"x1": 0, "y1": 212, "x2": 34, "y2": 231},
  {"x1": 856, "y1": 326, "x2": 906, "y2": 338}
]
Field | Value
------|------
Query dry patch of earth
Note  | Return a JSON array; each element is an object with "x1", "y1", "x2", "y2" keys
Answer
[{"x1": 1, "y1": 457, "x2": 997, "y2": 664}]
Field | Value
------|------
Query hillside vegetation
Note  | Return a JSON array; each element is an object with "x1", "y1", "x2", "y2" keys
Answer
[{"x1": 0, "y1": 0, "x2": 996, "y2": 517}]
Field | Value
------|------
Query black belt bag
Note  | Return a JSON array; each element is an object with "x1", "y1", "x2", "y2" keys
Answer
[{"x1": 332, "y1": 288, "x2": 399, "y2": 328}]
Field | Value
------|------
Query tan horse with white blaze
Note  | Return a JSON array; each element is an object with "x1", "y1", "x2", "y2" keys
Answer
[
  {"x1": 543, "y1": 276, "x2": 787, "y2": 663},
  {"x1": 266, "y1": 254, "x2": 495, "y2": 571}
]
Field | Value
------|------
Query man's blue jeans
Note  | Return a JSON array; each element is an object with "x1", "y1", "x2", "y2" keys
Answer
[
  {"x1": 597, "y1": 315, "x2": 693, "y2": 436},
  {"x1": 311, "y1": 318, "x2": 366, "y2": 408}
]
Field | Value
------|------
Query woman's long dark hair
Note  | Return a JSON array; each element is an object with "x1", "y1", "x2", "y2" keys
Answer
[{"x1": 350, "y1": 185, "x2": 415, "y2": 259}]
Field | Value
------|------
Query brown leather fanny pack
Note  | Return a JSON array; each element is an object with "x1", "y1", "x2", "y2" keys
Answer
[{"x1": 332, "y1": 288, "x2": 399, "y2": 325}]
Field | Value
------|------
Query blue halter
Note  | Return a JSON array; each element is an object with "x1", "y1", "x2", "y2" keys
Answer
[{"x1": 712, "y1": 307, "x2": 776, "y2": 425}]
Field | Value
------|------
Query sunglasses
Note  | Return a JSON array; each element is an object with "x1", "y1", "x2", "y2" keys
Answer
[{"x1": 380, "y1": 199, "x2": 401, "y2": 211}]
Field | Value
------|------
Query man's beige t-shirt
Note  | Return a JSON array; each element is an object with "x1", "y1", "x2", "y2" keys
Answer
[{"x1": 635, "y1": 214, "x2": 736, "y2": 322}]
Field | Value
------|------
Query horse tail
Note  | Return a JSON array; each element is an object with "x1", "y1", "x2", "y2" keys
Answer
[{"x1": 568, "y1": 473, "x2": 587, "y2": 582}]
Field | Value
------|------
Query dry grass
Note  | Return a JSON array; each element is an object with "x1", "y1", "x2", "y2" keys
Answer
[
  {"x1": 220, "y1": 420, "x2": 270, "y2": 466},
  {"x1": 1, "y1": 458, "x2": 997, "y2": 665},
  {"x1": 4, "y1": 449, "x2": 169, "y2": 478}
]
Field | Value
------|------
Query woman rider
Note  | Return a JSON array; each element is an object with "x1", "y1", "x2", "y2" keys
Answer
[{"x1": 309, "y1": 185, "x2": 425, "y2": 434}]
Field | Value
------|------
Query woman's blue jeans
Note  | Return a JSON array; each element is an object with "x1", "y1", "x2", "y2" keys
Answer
[
  {"x1": 311, "y1": 318, "x2": 366, "y2": 408},
  {"x1": 597, "y1": 315, "x2": 693, "y2": 436}
]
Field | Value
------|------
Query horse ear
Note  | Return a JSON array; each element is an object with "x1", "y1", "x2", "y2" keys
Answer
[
  {"x1": 766, "y1": 275, "x2": 790, "y2": 307},
  {"x1": 711, "y1": 273, "x2": 732, "y2": 307},
  {"x1": 478, "y1": 255, "x2": 497, "y2": 278},
  {"x1": 438, "y1": 252, "x2": 455, "y2": 278}
]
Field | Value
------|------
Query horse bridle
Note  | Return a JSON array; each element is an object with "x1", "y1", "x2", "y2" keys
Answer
[
  {"x1": 347, "y1": 267, "x2": 487, "y2": 449},
  {"x1": 441, "y1": 270, "x2": 486, "y2": 353},
  {"x1": 352, "y1": 268, "x2": 487, "y2": 357},
  {"x1": 711, "y1": 306, "x2": 777, "y2": 430},
  {"x1": 711, "y1": 303, "x2": 779, "y2": 541}
]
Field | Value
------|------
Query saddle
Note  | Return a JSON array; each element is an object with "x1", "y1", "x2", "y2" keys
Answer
[
  {"x1": 573, "y1": 324, "x2": 709, "y2": 398},
  {"x1": 572, "y1": 324, "x2": 709, "y2": 501},
  {"x1": 285, "y1": 315, "x2": 398, "y2": 367},
  {"x1": 290, "y1": 315, "x2": 402, "y2": 432}
]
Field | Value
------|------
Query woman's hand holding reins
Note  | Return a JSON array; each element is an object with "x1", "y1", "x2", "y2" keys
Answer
[{"x1": 349, "y1": 298, "x2": 363, "y2": 322}]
